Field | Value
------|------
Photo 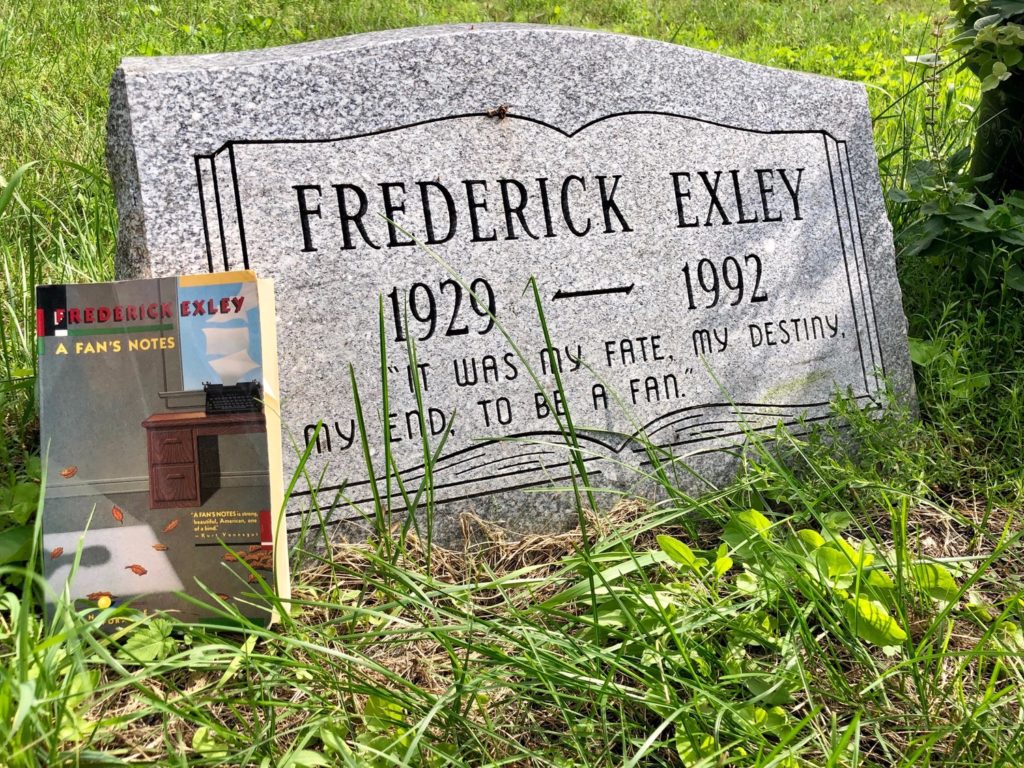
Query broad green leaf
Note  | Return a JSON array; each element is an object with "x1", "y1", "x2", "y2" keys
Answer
[
  {"x1": 280, "y1": 749, "x2": 331, "y2": 768},
  {"x1": 764, "y1": 705, "x2": 789, "y2": 730},
  {"x1": 713, "y1": 544, "x2": 731, "y2": 575},
  {"x1": 676, "y1": 731, "x2": 715, "y2": 766},
  {"x1": 192, "y1": 726, "x2": 230, "y2": 758},
  {"x1": 904, "y1": 52, "x2": 941, "y2": 67},
  {"x1": 65, "y1": 669, "x2": 99, "y2": 712},
  {"x1": 0, "y1": 161, "x2": 35, "y2": 218},
  {"x1": 820, "y1": 509, "x2": 854, "y2": 532},
  {"x1": 842, "y1": 596, "x2": 908, "y2": 647},
  {"x1": 975, "y1": 12, "x2": 1003, "y2": 29},
  {"x1": 866, "y1": 569, "x2": 895, "y2": 590},
  {"x1": 736, "y1": 571, "x2": 761, "y2": 594},
  {"x1": 357, "y1": 726, "x2": 414, "y2": 755},
  {"x1": 912, "y1": 562, "x2": 959, "y2": 601},
  {"x1": 713, "y1": 554, "x2": 733, "y2": 578},
  {"x1": 23, "y1": 456, "x2": 42, "y2": 481},
  {"x1": 796, "y1": 529, "x2": 825, "y2": 550},
  {"x1": 981, "y1": 73, "x2": 1002, "y2": 91},
  {"x1": 723, "y1": 509, "x2": 773, "y2": 558},
  {"x1": 722, "y1": 644, "x2": 745, "y2": 675},
  {"x1": 363, "y1": 694, "x2": 404, "y2": 732},
  {"x1": 743, "y1": 673, "x2": 796, "y2": 706},
  {"x1": 657, "y1": 534, "x2": 699, "y2": 569},
  {"x1": 814, "y1": 546, "x2": 855, "y2": 585},
  {"x1": 836, "y1": 537, "x2": 874, "y2": 569},
  {"x1": 119, "y1": 619, "x2": 175, "y2": 662},
  {"x1": 644, "y1": 646, "x2": 711, "y2": 677},
  {"x1": 6, "y1": 482, "x2": 40, "y2": 525},
  {"x1": 736, "y1": 702, "x2": 788, "y2": 733},
  {"x1": 965, "y1": 591, "x2": 997, "y2": 622},
  {"x1": 582, "y1": 606, "x2": 629, "y2": 632},
  {"x1": 0, "y1": 525, "x2": 33, "y2": 566},
  {"x1": 317, "y1": 723, "x2": 351, "y2": 757},
  {"x1": 908, "y1": 337, "x2": 944, "y2": 366},
  {"x1": 58, "y1": 712, "x2": 98, "y2": 743},
  {"x1": 1005, "y1": 263, "x2": 1024, "y2": 292},
  {"x1": 12, "y1": 680, "x2": 36, "y2": 733},
  {"x1": 737, "y1": 704, "x2": 767, "y2": 727},
  {"x1": 948, "y1": 145, "x2": 973, "y2": 172}
]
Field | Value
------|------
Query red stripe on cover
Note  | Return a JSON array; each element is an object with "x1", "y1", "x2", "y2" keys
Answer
[
  {"x1": 36, "y1": 309, "x2": 44, "y2": 337},
  {"x1": 259, "y1": 509, "x2": 273, "y2": 549}
]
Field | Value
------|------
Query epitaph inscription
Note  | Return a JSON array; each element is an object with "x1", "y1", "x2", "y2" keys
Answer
[{"x1": 107, "y1": 25, "x2": 913, "y2": 541}]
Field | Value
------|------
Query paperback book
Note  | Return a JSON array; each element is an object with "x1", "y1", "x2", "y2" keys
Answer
[{"x1": 36, "y1": 271, "x2": 288, "y2": 625}]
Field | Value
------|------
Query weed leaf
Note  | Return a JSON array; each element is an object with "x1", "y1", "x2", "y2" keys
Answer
[
  {"x1": 907, "y1": 337, "x2": 944, "y2": 366},
  {"x1": 280, "y1": 750, "x2": 331, "y2": 767},
  {"x1": 815, "y1": 546, "x2": 855, "y2": 586},
  {"x1": 363, "y1": 694, "x2": 404, "y2": 731},
  {"x1": 723, "y1": 509, "x2": 773, "y2": 559},
  {"x1": 912, "y1": 562, "x2": 959, "y2": 601},
  {"x1": 191, "y1": 726, "x2": 230, "y2": 759},
  {"x1": 0, "y1": 161, "x2": 35, "y2": 218},
  {"x1": 118, "y1": 619, "x2": 175, "y2": 662},
  {"x1": 796, "y1": 529, "x2": 825, "y2": 551},
  {"x1": 842, "y1": 595, "x2": 908, "y2": 647},
  {"x1": 0, "y1": 525, "x2": 33, "y2": 566},
  {"x1": 657, "y1": 535, "x2": 706, "y2": 570}
]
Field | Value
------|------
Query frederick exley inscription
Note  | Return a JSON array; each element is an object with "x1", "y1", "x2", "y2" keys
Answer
[{"x1": 107, "y1": 25, "x2": 914, "y2": 541}]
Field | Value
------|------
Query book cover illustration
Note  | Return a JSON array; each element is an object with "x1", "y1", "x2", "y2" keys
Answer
[{"x1": 36, "y1": 271, "x2": 288, "y2": 624}]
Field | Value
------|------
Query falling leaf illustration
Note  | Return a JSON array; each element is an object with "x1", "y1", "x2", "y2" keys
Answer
[
  {"x1": 50, "y1": 546, "x2": 64, "y2": 559},
  {"x1": 234, "y1": 548, "x2": 274, "y2": 573},
  {"x1": 125, "y1": 564, "x2": 148, "y2": 576},
  {"x1": 152, "y1": 543, "x2": 169, "y2": 551},
  {"x1": 60, "y1": 466, "x2": 78, "y2": 478},
  {"x1": 251, "y1": 550, "x2": 274, "y2": 570},
  {"x1": 247, "y1": 573, "x2": 258, "y2": 583},
  {"x1": 87, "y1": 591, "x2": 114, "y2": 601},
  {"x1": 111, "y1": 505, "x2": 124, "y2": 524},
  {"x1": 162, "y1": 518, "x2": 179, "y2": 534},
  {"x1": 216, "y1": 593, "x2": 231, "y2": 601},
  {"x1": 225, "y1": 548, "x2": 274, "y2": 570}
]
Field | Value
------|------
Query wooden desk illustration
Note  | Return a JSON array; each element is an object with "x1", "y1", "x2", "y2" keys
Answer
[{"x1": 142, "y1": 411, "x2": 266, "y2": 509}]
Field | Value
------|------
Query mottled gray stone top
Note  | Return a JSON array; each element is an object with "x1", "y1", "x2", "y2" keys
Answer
[{"x1": 108, "y1": 24, "x2": 914, "y2": 544}]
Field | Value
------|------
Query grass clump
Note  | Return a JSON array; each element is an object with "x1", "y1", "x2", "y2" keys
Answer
[{"x1": 5, "y1": 439, "x2": 1023, "y2": 766}]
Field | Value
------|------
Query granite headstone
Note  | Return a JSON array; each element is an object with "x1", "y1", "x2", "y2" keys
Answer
[{"x1": 107, "y1": 24, "x2": 914, "y2": 543}]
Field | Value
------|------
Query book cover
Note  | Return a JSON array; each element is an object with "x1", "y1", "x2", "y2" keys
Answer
[{"x1": 36, "y1": 271, "x2": 288, "y2": 625}]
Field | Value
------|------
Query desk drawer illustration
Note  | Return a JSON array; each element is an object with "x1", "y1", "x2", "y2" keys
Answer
[
  {"x1": 150, "y1": 463, "x2": 199, "y2": 504},
  {"x1": 142, "y1": 411, "x2": 267, "y2": 509},
  {"x1": 149, "y1": 429, "x2": 195, "y2": 464}
]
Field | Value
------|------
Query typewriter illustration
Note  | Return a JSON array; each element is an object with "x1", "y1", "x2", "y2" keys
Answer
[{"x1": 204, "y1": 381, "x2": 263, "y2": 415}]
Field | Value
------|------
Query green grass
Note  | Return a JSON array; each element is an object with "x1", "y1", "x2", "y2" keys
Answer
[{"x1": 3, "y1": 0, "x2": 1024, "y2": 765}]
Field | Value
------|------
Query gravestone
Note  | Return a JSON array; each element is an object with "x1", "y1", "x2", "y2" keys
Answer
[{"x1": 107, "y1": 24, "x2": 914, "y2": 543}]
